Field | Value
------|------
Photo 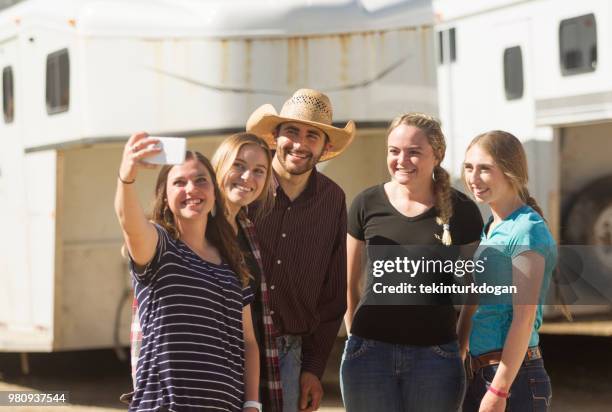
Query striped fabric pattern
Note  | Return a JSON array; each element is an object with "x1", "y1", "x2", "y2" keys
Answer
[
  {"x1": 130, "y1": 297, "x2": 142, "y2": 389},
  {"x1": 129, "y1": 224, "x2": 253, "y2": 412},
  {"x1": 238, "y1": 211, "x2": 283, "y2": 411}
]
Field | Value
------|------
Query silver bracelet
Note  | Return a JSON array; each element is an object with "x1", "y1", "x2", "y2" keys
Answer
[{"x1": 243, "y1": 400, "x2": 262, "y2": 411}]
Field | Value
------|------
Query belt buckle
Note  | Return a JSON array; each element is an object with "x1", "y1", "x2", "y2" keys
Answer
[{"x1": 526, "y1": 346, "x2": 540, "y2": 361}]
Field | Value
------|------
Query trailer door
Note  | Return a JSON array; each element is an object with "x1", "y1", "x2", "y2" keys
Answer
[{"x1": 0, "y1": 36, "x2": 33, "y2": 343}]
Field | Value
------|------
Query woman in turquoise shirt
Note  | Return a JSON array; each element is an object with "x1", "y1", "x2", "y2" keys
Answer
[{"x1": 462, "y1": 130, "x2": 555, "y2": 412}]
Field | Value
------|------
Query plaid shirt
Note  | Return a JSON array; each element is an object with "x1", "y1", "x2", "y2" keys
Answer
[
  {"x1": 126, "y1": 214, "x2": 283, "y2": 411},
  {"x1": 238, "y1": 211, "x2": 283, "y2": 412}
]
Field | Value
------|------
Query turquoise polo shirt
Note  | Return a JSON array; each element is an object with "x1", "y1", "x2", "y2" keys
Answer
[{"x1": 469, "y1": 205, "x2": 557, "y2": 356}]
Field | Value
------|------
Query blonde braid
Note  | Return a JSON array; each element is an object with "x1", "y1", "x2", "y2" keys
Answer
[{"x1": 433, "y1": 165, "x2": 453, "y2": 245}]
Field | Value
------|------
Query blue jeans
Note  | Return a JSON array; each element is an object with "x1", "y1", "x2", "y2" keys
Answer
[
  {"x1": 463, "y1": 356, "x2": 551, "y2": 411},
  {"x1": 340, "y1": 335, "x2": 466, "y2": 412},
  {"x1": 276, "y1": 335, "x2": 302, "y2": 412}
]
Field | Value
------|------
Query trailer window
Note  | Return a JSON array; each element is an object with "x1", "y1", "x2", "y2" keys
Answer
[
  {"x1": 438, "y1": 31, "x2": 444, "y2": 64},
  {"x1": 46, "y1": 48, "x2": 70, "y2": 114},
  {"x1": 437, "y1": 28, "x2": 457, "y2": 65},
  {"x1": 559, "y1": 13, "x2": 597, "y2": 76},
  {"x1": 503, "y1": 46, "x2": 523, "y2": 100},
  {"x1": 449, "y1": 28, "x2": 456, "y2": 62},
  {"x1": 2, "y1": 66, "x2": 13, "y2": 123}
]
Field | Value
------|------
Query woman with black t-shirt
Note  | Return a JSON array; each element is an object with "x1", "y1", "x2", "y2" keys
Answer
[{"x1": 340, "y1": 113, "x2": 483, "y2": 412}]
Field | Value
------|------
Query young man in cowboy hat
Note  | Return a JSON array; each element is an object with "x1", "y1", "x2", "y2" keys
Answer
[{"x1": 247, "y1": 89, "x2": 355, "y2": 412}]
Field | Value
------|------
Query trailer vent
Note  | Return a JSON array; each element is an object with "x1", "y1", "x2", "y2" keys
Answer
[{"x1": 46, "y1": 49, "x2": 70, "y2": 115}]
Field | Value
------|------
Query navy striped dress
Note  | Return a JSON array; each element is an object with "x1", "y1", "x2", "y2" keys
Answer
[{"x1": 129, "y1": 224, "x2": 253, "y2": 412}]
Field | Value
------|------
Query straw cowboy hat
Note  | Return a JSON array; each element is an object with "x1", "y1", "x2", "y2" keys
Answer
[{"x1": 246, "y1": 89, "x2": 356, "y2": 162}]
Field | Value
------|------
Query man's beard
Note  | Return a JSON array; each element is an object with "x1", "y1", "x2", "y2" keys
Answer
[{"x1": 276, "y1": 146, "x2": 325, "y2": 175}]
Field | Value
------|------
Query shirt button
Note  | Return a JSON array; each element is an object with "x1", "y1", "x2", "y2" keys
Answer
[
  {"x1": 287, "y1": 206, "x2": 291, "y2": 210},
  {"x1": 281, "y1": 233, "x2": 287, "y2": 238},
  {"x1": 277, "y1": 259, "x2": 282, "y2": 265},
  {"x1": 270, "y1": 285, "x2": 275, "y2": 290}
]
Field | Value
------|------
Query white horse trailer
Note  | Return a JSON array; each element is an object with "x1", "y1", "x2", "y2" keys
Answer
[
  {"x1": 435, "y1": 0, "x2": 612, "y2": 331},
  {"x1": 0, "y1": 0, "x2": 437, "y2": 352}
]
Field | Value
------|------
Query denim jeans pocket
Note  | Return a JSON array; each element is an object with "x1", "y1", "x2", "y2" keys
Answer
[
  {"x1": 277, "y1": 336, "x2": 302, "y2": 365},
  {"x1": 529, "y1": 377, "x2": 551, "y2": 411},
  {"x1": 343, "y1": 335, "x2": 372, "y2": 361},
  {"x1": 431, "y1": 341, "x2": 460, "y2": 359},
  {"x1": 287, "y1": 336, "x2": 302, "y2": 364},
  {"x1": 290, "y1": 346, "x2": 302, "y2": 365},
  {"x1": 480, "y1": 364, "x2": 498, "y2": 386}
]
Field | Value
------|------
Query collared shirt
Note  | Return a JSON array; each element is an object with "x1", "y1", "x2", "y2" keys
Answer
[
  {"x1": 253, "y1": 169, "x2": 347, "y2": 378},
  {"x1": 470, "y1": 205, "x2": 557, "y2": 356}
]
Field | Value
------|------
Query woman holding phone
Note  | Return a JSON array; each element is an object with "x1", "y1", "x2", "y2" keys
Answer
[
  {"x1": 115, "y1": 132, "x2": 260, "y2": 412},
  {"x1": 462, "y1": 130, "x2": 555, "y2": 412}
]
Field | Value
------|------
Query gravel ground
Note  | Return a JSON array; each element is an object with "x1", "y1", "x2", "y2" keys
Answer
[{"x1": 1, "y1": 335, "x2": 611, "y2": 411}]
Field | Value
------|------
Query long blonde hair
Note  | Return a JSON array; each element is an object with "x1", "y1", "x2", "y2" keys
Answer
[
  {"x1": 388, "y1": 113, "x2": 453, "y2": 245},
  {"x1": 465, "y1": 131, "x2": 572, "y2": 318},
  {"x1": 150, "y1": 151, "x2": 250, "y2": 286},
  {"x1": 465, "y1": 130, "x2": 544, "y2": 218},
  {"x1": 211, "y1": 132, "x2": 274, "y2": 220}
]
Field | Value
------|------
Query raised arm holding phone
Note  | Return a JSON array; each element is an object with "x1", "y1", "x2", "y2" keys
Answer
[{"x1": 115, "y1": 132, "x2": 260, "y2": 412}]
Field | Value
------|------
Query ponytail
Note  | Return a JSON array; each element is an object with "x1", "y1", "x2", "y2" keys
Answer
[
  {"x1": 518, "y1": 186, "x2": 572, "y2": 319},
  {"x1": 433, "y1": 165, "x2": 453, "y2": 246},
  {"x1": 519, "y1": 186, "x2": 545, "y2": 219}
]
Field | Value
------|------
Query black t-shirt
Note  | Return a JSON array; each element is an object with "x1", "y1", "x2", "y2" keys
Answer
[{"x1": 348, "y1": 184, "x2": 483, "y2": 346}]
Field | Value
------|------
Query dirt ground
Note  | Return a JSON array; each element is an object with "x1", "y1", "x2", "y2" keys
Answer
[{"x1": 1, "y1": 334, "x2": 611, "y2": 411}]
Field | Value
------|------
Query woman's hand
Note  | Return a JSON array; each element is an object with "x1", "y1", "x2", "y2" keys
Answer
[
  {"x1": 119, "y1": 132, "x2": 161, "y2": 182},
  {"x1": 479, "y1": 389, "x2": 506, "y2": 412},
  {"x1": 115, "y1": 132, "x2": 162, "y2": 267}
]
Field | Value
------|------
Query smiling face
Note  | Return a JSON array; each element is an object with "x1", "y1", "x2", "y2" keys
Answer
[
  {"x1": 387, "y1": 124, "x2": 438, "y2": 188},
  {"x1": 463, "y1": 143, "x2": 516, "y2": 205},
  {"x1": 274, "y1": 121, "x2": 329, "y2": 175},
  {"x1": 222, "y1": 144, "x2": 269, "y2": 209},
  {"x1": 165, "y1": 158, "x2": 215, "y2": 222}
]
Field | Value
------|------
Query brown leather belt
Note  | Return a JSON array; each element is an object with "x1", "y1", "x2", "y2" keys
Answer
[{"x1": 470, "y1": 346, "x2": 542, "y2": 374}]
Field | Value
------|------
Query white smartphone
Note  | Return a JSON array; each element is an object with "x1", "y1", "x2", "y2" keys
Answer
[{"x1": 144, "y1": 137, "x2": 187, "y2": 165}]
